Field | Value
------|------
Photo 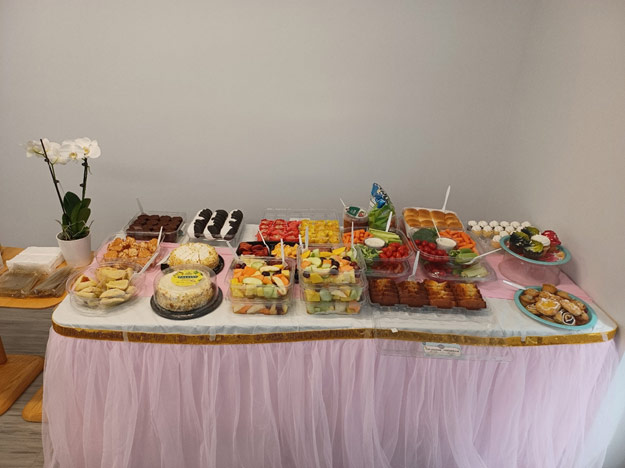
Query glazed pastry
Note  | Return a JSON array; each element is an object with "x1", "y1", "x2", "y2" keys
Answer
[{"x1": 536, "y1": 297, "x2": 561, "y2": 316}]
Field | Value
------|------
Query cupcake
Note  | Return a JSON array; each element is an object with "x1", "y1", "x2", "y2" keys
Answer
[
  {"x1": 478, "y1": 220, "x2": 488, "y2": 228},
  {"x1": 510, "y1": 221, "x2": 520, "y2": 229},
  {"x1": 467, "y1": 220, "x2": 478, "y2": 228},
  {"x1": 471, "y1": 225, "x2": 482, "y2": 236},
  {"x1": 493, "y1": 226, "x2": 504, "y2": 235},
  {"x1": 489, "y1": 220, "x2": 499, "y2": 228},
  {"x1": 521, "y1": 221, "x2": 531, "y2": 228},
  {"x1": 491, "y1": 235, "x2": 501, "y2": 249},
  {"x1": 505, "y1": 226, "x2": 515, "y2": 234},
  {"x1": 482, "y1": 226, "x2": 493, "y2": 238},
  {"x1": 500, "y1": 221, "x2": 510, "y2": 228}
]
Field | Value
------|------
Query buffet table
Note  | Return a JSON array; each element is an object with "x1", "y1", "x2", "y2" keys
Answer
[{"x1": 43, "y1": 226, "x2": 619, "y2": 468}]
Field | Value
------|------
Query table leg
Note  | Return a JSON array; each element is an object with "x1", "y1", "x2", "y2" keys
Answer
[
  {"x1": 22, "y1": 386, "x2": 43, "y2": 422},
  {"x1": 0, "y1": 337, "x2": 44, "y2": 416}
]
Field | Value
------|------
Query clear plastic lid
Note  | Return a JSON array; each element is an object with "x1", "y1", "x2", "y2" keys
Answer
[
  {"x1": 124, "y1": 210, "x2": 186, "y2": 243},
  {"x1": 226, "y1": 256, "x2": 295, "y2": 301},
  {"x1": 298, "y1": 244, "x2": 365, "y2": 286},
  {"x1": 300, "y1": 281, "x2": 368, "y2": 315},
  {"x1": 96, "y1": 233, "x2": 163, "y2": 268},
  {"x1": 368, "y1": 277, "x2": 489, "y2": 313},
  {"x1": 0, "y1": 270, "x2": 44, "y2": 297},
  {"x1": 153, "y1": 264, "x2": 216, "y2": 313},
  {"x1": 422, "y1": 257, "x2": 496, "y2": 283},
  {"x1": 67, "y1": 261, "x2": 144, "y2": 312}
]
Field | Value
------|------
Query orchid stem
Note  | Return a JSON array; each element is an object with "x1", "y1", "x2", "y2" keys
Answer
[
  {"x1": 80, "y1": 158, "x2": 89, "y2": 200},
  {"x1": 40, "y1": 139, "x2": 65, "y2": 215}
]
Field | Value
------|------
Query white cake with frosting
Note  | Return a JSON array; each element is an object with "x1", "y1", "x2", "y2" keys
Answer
[
  {"x1": 168, "y1": 243, "x2": 219, "y2": 270},
  {"x1": 155, "y1": 268, "x2": 214, "y2": 312}
]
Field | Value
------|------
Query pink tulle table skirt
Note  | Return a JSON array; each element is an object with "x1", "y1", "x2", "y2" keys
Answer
[{"x1": 43, "y1": 330, "x2": 618, "y2": 468}]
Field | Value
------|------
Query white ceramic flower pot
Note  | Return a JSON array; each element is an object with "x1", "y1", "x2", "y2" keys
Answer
[{"x1": 57, "y1": 232, "x2": 92, "y2": 267}]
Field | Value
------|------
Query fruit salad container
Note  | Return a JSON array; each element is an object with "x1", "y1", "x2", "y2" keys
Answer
[
  {"x1": 345, "y1": 227, "x2": 416, "y2": 279},
  {"x1": 124, "y1": 210, "x2": 187, "y2": 243},
  {"x1": 226, "y1": 256, "x2": 295, "y2": 315},
  {"x1": 301, "y1": 280, "x2": 368, "y2": 315},
  {"x1": 298, "y1": 244, "x2": 365, "y2": 286}
]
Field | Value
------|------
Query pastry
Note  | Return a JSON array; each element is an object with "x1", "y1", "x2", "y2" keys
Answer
[
  {"x1": 204, "y1": 210, "x2": 228, "y2": 239},
  {"x1": 71, "y1": 265, "x2": 137, "y2": 308},
  {"x1": 103, "y1": 237, "x2": 158, "y2": 266},
  {"x1": 168, "y1": 243, "x2": 219, "y2": 270},
  {"x1": 187, "y1": 209, "x2": 212, "y2": 239},
  {"x1": 535, "y1": 297, "x2": 561, "y2": 316}
]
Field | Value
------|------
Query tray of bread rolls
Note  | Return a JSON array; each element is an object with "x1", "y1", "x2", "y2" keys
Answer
[
  {"x1": 402, "y1": 207, "x2": 464, "y2": 238},
  {"x1": 368, "y1": 278, "x2": 490, "y2": 315}
]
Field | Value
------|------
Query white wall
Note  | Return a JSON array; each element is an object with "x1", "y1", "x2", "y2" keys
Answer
[
  {"x1": 500, "y1": 2, "x2": 625, "y2": 466},
  {"x1": 1, "y1": 0, "x2": 536, "y2": 247},
  {"x1": 2, "y1": 0, "x2": 625, "y2": 465}
]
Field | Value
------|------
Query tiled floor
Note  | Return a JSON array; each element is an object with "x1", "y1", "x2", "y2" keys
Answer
[{"x1": 0, "y1": 307, "x2": 52, "y2": 468}]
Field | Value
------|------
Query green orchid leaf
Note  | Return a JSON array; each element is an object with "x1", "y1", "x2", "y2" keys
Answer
[
  {"x1": 63, "y1": 191, "x2": 81, "y2": 213},
  {"x1": 78, "y1": 207, "x2": 91, "y2": 224}
]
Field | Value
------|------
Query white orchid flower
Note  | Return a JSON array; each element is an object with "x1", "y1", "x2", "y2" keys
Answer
[
  {"x1": 46, "y1": 141, "x2": 68, "y2": 165},
  {"x1": 74, "y1": 137, "x2": 101, "y2": 159},
  {"x1": 60, "y1": 140, "x2": 86, "y2": 161},
  {"x1": 26, "y1": 139, "x2": 47, "y2": 158}
]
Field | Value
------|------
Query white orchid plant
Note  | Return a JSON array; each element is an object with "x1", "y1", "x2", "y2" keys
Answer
[{"x1": 26, "y1": 138, "x2": 101, "y2": 241}]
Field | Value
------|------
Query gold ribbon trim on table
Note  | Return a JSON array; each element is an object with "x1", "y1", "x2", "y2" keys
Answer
[{"x1": 52, "y1": 321, "x2": 617, "y2": 347}]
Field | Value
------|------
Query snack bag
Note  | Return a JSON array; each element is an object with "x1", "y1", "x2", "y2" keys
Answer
[{"x1": 368, "y1": 183, "x2": 395, "y2": 230}]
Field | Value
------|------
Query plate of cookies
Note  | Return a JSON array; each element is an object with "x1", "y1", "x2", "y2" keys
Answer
[{"x1": 514, "y1": 284, "x2": 597, "y2": 330}]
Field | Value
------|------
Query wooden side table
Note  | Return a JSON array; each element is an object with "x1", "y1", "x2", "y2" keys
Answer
[
  {"x1": 0, "y1": 246, "x2": 69, "y2": 418},
  {"x1": 0, "y1": 337, "x2": 44, "y2": 416}
]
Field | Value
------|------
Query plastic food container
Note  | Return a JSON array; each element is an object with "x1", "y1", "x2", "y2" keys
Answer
[
  {"x1": 96, "y1": 233, "x2": 163, "y2": 268},
  {"x1": 346, "y1": 227, "x2": 416, "y2": 279},
  {"x1": 498, "y1": 235, "x2": 571, "y2": 286},
  {"x1": 342, "y1": 205, "x2": 369, "y2": 229},
  {"x1": 6, "y1": 247, "x2": 63, "y2": 274},
  {"x1": 67, "y1": 261, "x2": 143, "y2": 312},
  {"x1": 124, "y1": 211, "x2": 186, "y2": 243},
  {"x1": 0, "y1": 270, "x2": 44, "y2": 297},
  {"x1": 153, "y1": 265, "x2": 216, "y2": 313},
  {"x1": 236, "y1": 241, "x2": 298, "y2": 259},
  {"x1": 301, "y1": 280, "x2": 367, "y2": 315},
  {"x1": 422, "y1": 257, "x2": 496, "y2": 283},
  {"x1": 262, "y1": 208, "x2": 341, "y2": 244},
  {"x1": 226, "y1": 256, "x2": 295, "y2": 315},
  {"x1": 298, "y1": 244, "x2": 365, "y2": 286},
  {"x1": 368, "y1": 278, "x2": 489, "y2": 313},
  {"x1": 402, "y1": 207, "x2": 464, "y2": 237}
]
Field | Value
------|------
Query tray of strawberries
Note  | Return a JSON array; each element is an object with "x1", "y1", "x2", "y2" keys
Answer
[{"x1": 257, "y1": 219, "x2": 301, "y2": 243}]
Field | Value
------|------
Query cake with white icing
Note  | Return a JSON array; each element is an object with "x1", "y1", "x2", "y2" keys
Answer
[
  {"x1": 155, "y1": 267, "x2": 214, "y2": 312},
  {"x1": 168, "y1": 243, "x2": 219, "y2": 270}
]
